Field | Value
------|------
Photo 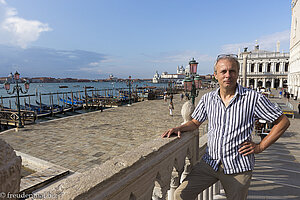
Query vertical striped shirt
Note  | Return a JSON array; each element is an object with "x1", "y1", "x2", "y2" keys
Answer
[{"x1": 191, "y1": 84, "x2": 283, "y2": 174}]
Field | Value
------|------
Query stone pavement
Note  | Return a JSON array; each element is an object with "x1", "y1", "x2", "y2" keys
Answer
[
  {"x1": 0, "y1": 90, "x2": 206, "y2": 174},
  {"x1": 247, "y1": 91, "x2": 300, "y2": 199}
]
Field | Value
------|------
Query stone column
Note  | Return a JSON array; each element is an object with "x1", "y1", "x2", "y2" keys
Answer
[
  {"x1": 246, "y1": 79, "x2": 250, "y2": 88},
  {"x1": 271, "y1": 78, "x2": 275, "y2": 88},
  {"x1": 279, "y1": 78, "x2": 283, "y2": 88},
  {"x1": 0, "y1": 139, "x2": 22, "y2": 198},
  {"x1": 263, "y1": 78, "x2": 266, "y2": 88},
  {"x1": 242, "y1": 52, "x2": 250, "y2": 87},
  {"x1": 254, "y1": 78, "x2": 258, "y2": 89}
]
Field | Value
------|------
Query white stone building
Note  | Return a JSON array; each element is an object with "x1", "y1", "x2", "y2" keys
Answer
[
  {"x1": 152, "y1": 66, "x2": 188, "y2": 84},
  {"x1": 238, "y1": 45, "x2": 289, "y2": 89},
  {"x1": 289, "y1": 0, "x2": 300, "y2": 99}
]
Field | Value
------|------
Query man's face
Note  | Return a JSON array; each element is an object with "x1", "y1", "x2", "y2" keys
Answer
[{"x1": 214, "y1": 59, "x2": 239, "y2": 90}]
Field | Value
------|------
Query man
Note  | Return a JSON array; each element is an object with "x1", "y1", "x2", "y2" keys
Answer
[{"x1": 162, "y1": 54, "x2": 290, "y2": 200}]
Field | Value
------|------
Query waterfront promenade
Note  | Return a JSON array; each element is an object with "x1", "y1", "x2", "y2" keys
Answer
[
  {"x1": 0, "y1": 92, "x2": 192, "y2": 173},
  {"x1": 0, "y1": 88, "x2": 300, "y2": 199}
]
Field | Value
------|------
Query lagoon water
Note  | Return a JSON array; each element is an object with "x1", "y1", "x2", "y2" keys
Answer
[{"x1": 0, "y1": 81, "x2": 167, "y2": 109}]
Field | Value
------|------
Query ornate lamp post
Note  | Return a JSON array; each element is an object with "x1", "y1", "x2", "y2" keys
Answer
[
  {"x1": 4, "y1": 71, "x2": 30, "y2": 128},
  {"x1": 184, "y1": 75, "x2": 201, "y2": 105},
  {"x1": 127, "y1": 76, "x2": 132, "y2": 106}
]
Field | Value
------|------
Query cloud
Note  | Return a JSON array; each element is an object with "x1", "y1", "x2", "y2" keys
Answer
[
  {"x1": 149, "y1": 50, "x2": 215, "y2": 65},
  {"x1": 221, "y1": 30, "x2": 290, "y2": 53},
  {"x1": 0, "y1": 2, "x2": 52, "y2": 48}
]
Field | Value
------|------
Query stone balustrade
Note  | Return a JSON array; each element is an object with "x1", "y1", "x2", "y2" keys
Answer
[
  {"x1": 0, "y1": 139, "x2": 22, "y2": 199},
  {"x1": 34, "y1": 124, "x2": 225, "y2": 200}
]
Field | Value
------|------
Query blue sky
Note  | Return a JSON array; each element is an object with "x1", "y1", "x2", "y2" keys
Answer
[{"x1": 0, "y1": 0, "x2": 292, "y2": 79}]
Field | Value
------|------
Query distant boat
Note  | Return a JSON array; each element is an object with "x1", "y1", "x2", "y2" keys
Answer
[
  {"x1": 73, "y1": 85, "x2": 80, "y2": 87},
  {"x1": 59, "y1": 85, "x2": 68, "y2": 88},
  {"x1": 84, "y1": 86, "x2": 94, "y2": 89}
]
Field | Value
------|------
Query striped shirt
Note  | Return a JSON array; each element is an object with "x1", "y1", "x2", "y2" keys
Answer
[{"x1": 191, "y1": 84, "x2": 283, "y2": 174}]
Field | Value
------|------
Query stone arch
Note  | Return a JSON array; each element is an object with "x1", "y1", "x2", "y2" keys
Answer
[
  {"x1": 257, "y1": 80, "x2": 263, "y2": 88},
  {"x1": 274, "y1": 79, "x2": 280, "y2": 88},
  {"x1": 266, "y1": 80, "x2": 271, "y2": 88},
  {"x1": 249, "y1": 79, "x2": 255, "y2": 88}
]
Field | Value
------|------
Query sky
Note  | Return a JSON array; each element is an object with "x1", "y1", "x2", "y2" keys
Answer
[{"x1": 0, "y1": 0, "x2": 293, "y2": 79}]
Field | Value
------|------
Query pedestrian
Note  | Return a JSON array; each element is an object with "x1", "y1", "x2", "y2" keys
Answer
[
  {"x1": 298, "y1": 102, "x2": 300, "y2": 114},
  {"x1": 185, "y1": 92, "x2": 189, "y2": 100},
  {"x1": 180, "y1": 93, "x2": 184, "y2": 101},
  {"x1": 169, "y1": 102, "x2": 174, "y2": 116},
  {"x1": 164, "y1": 94, "x2": 167, "y2": 102},
  {"x1": 279, "y1": 90, "x2": 282, "y2": 99},
  {"x1": 170, "y1": 94, "x2": 173, "y2": 103},
  {"x1": 162, "y1": 54, "x2": 290, "y2": 200},
  {"x1": 99, "y1": 101, "x2": 103, "y2": 112},
  {"x1": 287, "y1": 92, "x2": 290, "y2": 102}
]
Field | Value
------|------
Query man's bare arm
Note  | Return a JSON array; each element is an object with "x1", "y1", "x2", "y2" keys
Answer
[
  {"x1": 239, "y1": 114, "x2": 290, "y2": 156},
  {"x1": 161, "y1": 119, "x2": 202, "y2": 138}
]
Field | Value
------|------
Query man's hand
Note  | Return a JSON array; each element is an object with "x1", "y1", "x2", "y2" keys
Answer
[
  {"x1": 161, "y1": 127, "x2": 181, "y2": 138},
  {"x1": 238, "y1": 141, "x2": 263, "y2": 156}
]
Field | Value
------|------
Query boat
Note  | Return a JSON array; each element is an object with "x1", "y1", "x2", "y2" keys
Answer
[
  {"x1": 59, "y1": 98, "x2": 83, "y2": 110},
  {"x1": 84, "y1": 86, "x2": 94, "y2": 89},
  {"x1": 59, "y1": 85, "x2": 68, "y2": 88},
  {"x1": 21, "y1": 104, "x2": 52, "y2": 117},
  {"x1": 35, "y1": 101, "x2": 64, "y2": 115}
]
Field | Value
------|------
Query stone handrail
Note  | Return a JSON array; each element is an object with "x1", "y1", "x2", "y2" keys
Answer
[{"x1": 35, "y1": 128, "x2": 205, "y2": 200}]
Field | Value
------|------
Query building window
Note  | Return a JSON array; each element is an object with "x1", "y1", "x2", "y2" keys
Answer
[
  {"x1": 276, "y1": 63, "x2": 280, "y2": 72},
  {"x1": 285, "y1": 62, "x2": 289, "y2": 72},
  {"x1": 251, "y1": 64, "x2": 255, "y2": 72},
  {"x1": 259, "y1": 63, "x2": 262, "y2": 72},
  {"x1": 267, "y1": 63, "x2": 271, "y2": 72}
]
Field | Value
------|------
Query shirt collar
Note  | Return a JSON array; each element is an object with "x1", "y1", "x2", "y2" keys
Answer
[{"x1": 212, "y1": 83, "x2": 247, "y2": 99}]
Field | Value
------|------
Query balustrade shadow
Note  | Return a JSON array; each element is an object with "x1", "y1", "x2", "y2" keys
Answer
[{"x1": 248, "y1": 134, "x2": 300, "y2": 200}]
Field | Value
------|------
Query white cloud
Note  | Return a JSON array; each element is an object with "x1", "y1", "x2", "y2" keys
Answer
[
  {"x1": 0, "y1": 2, "x2": 52, "y2": 48},
  {"x1": 0, "y1": 0, "x2": 6, "y2": 5},
  {"x1": 79, "y1": 67, "x2": 102, "y2": 74},
  {"x1": 150, "y1": 50, "x2": 215, "y2": 64},
  {"x1": 221, "y1": 30, "x2": 290, "y2": 53}
]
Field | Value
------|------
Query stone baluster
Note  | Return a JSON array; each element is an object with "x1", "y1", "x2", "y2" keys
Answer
[
  {"x1": 168, "y1": 168, "x2": 179, "y2": 200},
  {"x1": 180, "y1": 157, "x2": 192, "y2": 183}
]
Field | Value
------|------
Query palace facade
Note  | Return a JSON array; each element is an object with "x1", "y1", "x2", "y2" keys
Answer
[
  {"x1": 289, "y1": 0, "x2": 300, "y2": 98},
  {"x1": 237, "y1": 44, "x2": 289, "y2": 89}
]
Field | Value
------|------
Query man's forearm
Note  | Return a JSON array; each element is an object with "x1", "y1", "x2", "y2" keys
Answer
[{"x1": 177, "y1": 119, "x2": 202, "y2": 133}]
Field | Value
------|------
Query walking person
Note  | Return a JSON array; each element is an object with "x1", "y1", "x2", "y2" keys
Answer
[
  {"x1": 169, "y1": 102, "x2": 174, "y2": 116},
  {"x1": 170, "y1": 94, "x2": 174, "y2": 103},
  {"x1": 180, "y1": 93, "x2": 184, "y2": 101},
  {"x1": 162, "y1": 54, "x2": 290, "y2": 200},
  {"x1": 298, "y1": 102, "x2": 300, "y2": 114},
  {"x1": 279, "y1": 90, "x2": 282, "y2": 99},
  {"x1": 287, "y1": 92, "x2": 290, "y2": 102}
]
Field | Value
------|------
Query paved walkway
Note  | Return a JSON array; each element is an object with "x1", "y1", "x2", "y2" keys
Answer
[
  {"x1": 0, "y1": 91, "x2": 206, "y2": 173},
  {"x1": 247, "y1": 91, "x2": 300, "y2": 199}
]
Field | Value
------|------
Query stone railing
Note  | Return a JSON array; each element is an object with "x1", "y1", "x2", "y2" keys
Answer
[{"x1": 35, "y1": 125, "x2": 223, "y2": 200}]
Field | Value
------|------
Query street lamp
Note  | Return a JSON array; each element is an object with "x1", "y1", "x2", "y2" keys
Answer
[
  {"x1": 127, "y1": 76, "x2": 132, "y2": 106},
  {"x1": 184, "y1": 75, "x2": 201, "y2": 105},
  {"x1": 4, "y1": 71, "x2": 30, "y2": 128}
]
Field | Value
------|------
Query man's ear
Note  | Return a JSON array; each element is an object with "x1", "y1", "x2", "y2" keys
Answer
[{"x1": 214, "y1": 72, "x2": 217, "y2": 80}]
